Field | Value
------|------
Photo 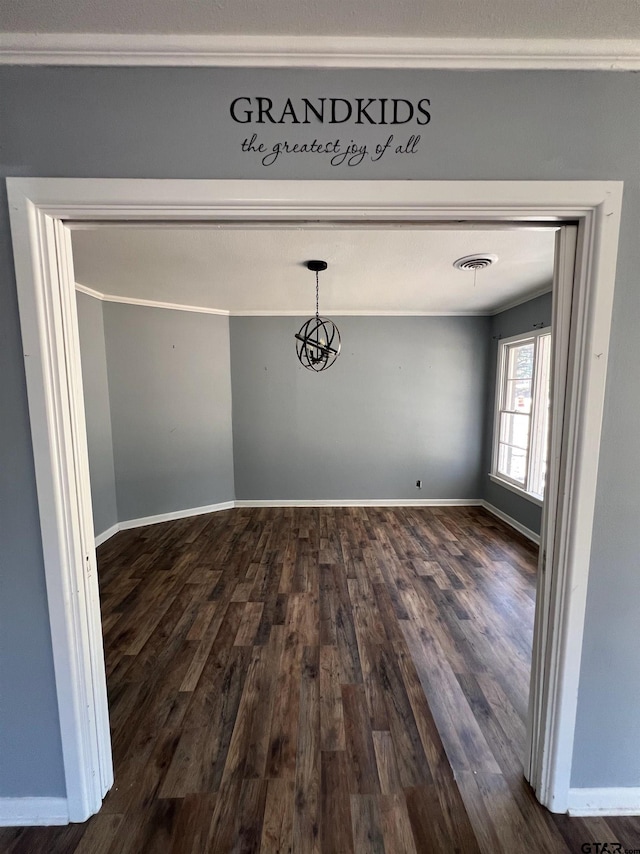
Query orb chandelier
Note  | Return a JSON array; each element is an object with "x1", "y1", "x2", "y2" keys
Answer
[{"x1": 295, "y1": 260, "x2": 341, "y2": 372}]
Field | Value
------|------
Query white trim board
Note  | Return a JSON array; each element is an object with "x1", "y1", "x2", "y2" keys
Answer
[
  {"x1": 234, "y1": 498, "x2": 482, "y2": 507},
  {"x1": 94, "y1": 499, "x2": 486, "y2": 546},
  {"x1": 95, "y1": 499, "x2": 538, "y2": 549},
  {"x1": 94, "y1": 501, "x2": 236, "y2": 545},
  {"x1": 74, "y1": 283, "x2": 229, "y2": 316},
  {"x1": 6, "y1": 178, "x2": 622, "y2": 820},
  {"x1": 480, "y1": 500, "x2": 541, "y2": 545},
  {"x1": 488, "y1": 473, "x2": 544, "y2": 507},
  {"x1": 2, "y1": 33, "x2": 640, "y2": 69},
  {"x1": 74, "y1": 283, "x2": 494, "y2": 318},
  {"x1": 568, "y1": 788, "x2": 640, "y2": 816},
  {"x1": 119, "y1": 501, "x2": 235, "y2": 531},
  {"x1": 0, "y1": 798, "x2": 69, "y2": 827},
  {"x1": 95, "y1": 498, "x2": 531, "y2": 540},
  {"x1": 490, "y1": 285, "x2": 553, "y2": 317},
  {"x1": 94, "y1": 523, "x2": 119, "y2": 548}
]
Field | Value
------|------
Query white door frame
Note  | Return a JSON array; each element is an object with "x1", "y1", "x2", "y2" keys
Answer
[{"x1": 6, "y1": 178, "x2": 622, "y2": 820}]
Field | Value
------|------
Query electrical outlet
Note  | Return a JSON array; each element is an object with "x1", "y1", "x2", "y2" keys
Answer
[{"x1": 416, "y1": 480, "x2": 422, "y2": 489}]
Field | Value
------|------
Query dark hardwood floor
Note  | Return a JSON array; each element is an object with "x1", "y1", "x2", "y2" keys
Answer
[{"x1": 3, "y1": 506, "x2": 640, "y2": 853}]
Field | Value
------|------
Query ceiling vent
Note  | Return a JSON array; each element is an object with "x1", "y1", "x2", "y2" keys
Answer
[{"x1": 453, "y1": 253, "x2": 498, "y2": 271}]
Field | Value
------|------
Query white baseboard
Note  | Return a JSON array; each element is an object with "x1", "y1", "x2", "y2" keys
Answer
[
  {"x1": 94, "y1": 499, "x2": 539, "y2": 549},
  {"x1": 0, "y1": 797, "x2": 69, "y2": 826},
  {"x1": 567, "y1": 787, "x2": 640, "y2": 816},
  {"x1": 94, "y1": 501, "x2": 235, "y2": 545},
  {"x1": 234, "y1": 499, "x2": 483, "y2": 508},
  {"x1": 480, "y1": 500, "x2": 541, "y2": 545},
  {"x1": 94, "y1": 523, "x2": 119, "y2": 547},
  {"x1": 118, "y1": 501, "x2": 235, "y2": 531}
]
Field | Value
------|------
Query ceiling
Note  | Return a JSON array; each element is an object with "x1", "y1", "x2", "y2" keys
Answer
[
  {"x1": 2, "y1": 0, "x2": 640, "y2": 40},
  {"x1": 71, "y1": 225, "x2": 555, "y2": 315}
]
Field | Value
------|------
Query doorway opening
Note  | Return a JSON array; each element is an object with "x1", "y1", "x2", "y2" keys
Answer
[
  {"x1": 71, "y1": 218, "x2": 558, "y2": 835},
  {"x1": 6, "y1": 179, "x2": 622, "y2": 822}
]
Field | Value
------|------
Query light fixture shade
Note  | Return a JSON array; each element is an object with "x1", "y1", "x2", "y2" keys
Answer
[
  {"x1": 295, "y1": 259, "x2": 341, "y2": 371},
  {"x1": 295, "y1": 316, "x2": 341, "y2": 371}
]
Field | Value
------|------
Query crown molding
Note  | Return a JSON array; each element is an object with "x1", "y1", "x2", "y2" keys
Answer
[
  {"x1": 75, "y1": 284, "x2": 492, "y2": 317},
  {"x1": 75, "y1": 283, "x2": 230, "y2": 315},
  {"x1": 75, "y1": 283, "x2": 105, "y2": 301},
  {"x1": 2, "y1": 33, "x2": 640, "y2": 69},
  {"x1": 489, "y1": 284, "x2": 552, "y2": 316},
  {"x1": 233, "y1": 309, "x2": 490, "y2": 316}
]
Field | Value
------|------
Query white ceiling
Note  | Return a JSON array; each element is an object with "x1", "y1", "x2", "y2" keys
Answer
[
  {"x1": 2, "y1": 0, "x2": 640, "y2": 40},
  {"x1": 71, "y1": 225, "x2": 555, "y2": 315}
]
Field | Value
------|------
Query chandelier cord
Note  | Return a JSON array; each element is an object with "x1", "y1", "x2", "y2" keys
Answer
[{"x1": 315, "y1": 271, "x2": 320, "y2": 319}]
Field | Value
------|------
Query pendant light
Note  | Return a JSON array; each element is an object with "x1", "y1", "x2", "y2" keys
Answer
[{"x1": 295, "y1": 260, "x2": 341, "y2": 372}]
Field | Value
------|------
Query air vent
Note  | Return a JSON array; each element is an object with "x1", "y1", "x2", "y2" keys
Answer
[{"x1": 453, "y1": 253, "x2": 498, "y2": 271}]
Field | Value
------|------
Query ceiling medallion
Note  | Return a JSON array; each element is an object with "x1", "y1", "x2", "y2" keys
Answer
[{"x1": 295, "y1": 260, "x2": 341, "y2": 372}]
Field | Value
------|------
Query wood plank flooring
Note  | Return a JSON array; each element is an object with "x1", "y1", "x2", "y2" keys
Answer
[{"x1": 3, "y1": 506, "x2": 640, "y2": 853}]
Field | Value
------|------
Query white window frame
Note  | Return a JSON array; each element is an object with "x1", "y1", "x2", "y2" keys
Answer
[{"x1": 491, "y1": 326, "x2": 552, "y2": 506}]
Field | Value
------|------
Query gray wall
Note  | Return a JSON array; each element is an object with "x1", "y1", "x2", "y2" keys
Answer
[
  {"x1": 231, "y1": 316, "x2": 489, "y2": 500},
  {"x1": 482, "y1": 291, "x2": 553, "y2": 535},
  {"x1": 2, "y1": 66, "x2": 640, "y2": 794},
  {"x1": 76, "y1": 292, "x2": 118, "y2": 537},
  {"x1": 103, "y1": 302, "x2": 235, "y2": 521},
  {"x1": 0, "y1": 221, "x2": 65, "y2": 797}
]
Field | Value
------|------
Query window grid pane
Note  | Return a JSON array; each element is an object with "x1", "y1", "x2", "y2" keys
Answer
[
  {"x1": 499, "y1": 412, "x2": 530, "y2": 450},
  {"x1": 528, "y1": 333, "x2": 552, "y2": 499},
  {"x1": 493, "y1": 331, "x2": 551, "y2": 498},
  {"x1": 506, "y1": 341, "x2": 534, "y2": 381},
  {"x1": 505, "y1": 378, "x2": 532, "y2": 413},
  {"x1": 498, "y1": 443, "x2": 527, "y2": 484}
]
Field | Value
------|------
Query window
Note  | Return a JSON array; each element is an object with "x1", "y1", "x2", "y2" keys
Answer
[{"x1": 491, "y1": 327, "x2": 552, "y2": 502}]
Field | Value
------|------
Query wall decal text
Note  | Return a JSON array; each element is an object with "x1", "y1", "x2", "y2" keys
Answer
[
  {"x1": 230, "y1": 97, "x2": 431, "y2": 126},
  {"x1": 241, "y1": 132, "x2": 420, "y2": 166},
  {"x1": 231, "y1": 96, "x2": 430, "y2": 168}
]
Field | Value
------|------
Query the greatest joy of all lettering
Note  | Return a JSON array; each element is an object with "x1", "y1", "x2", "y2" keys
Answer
[{"x1": 229, "y1": 96, "x2": 431, "y2": 167}]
